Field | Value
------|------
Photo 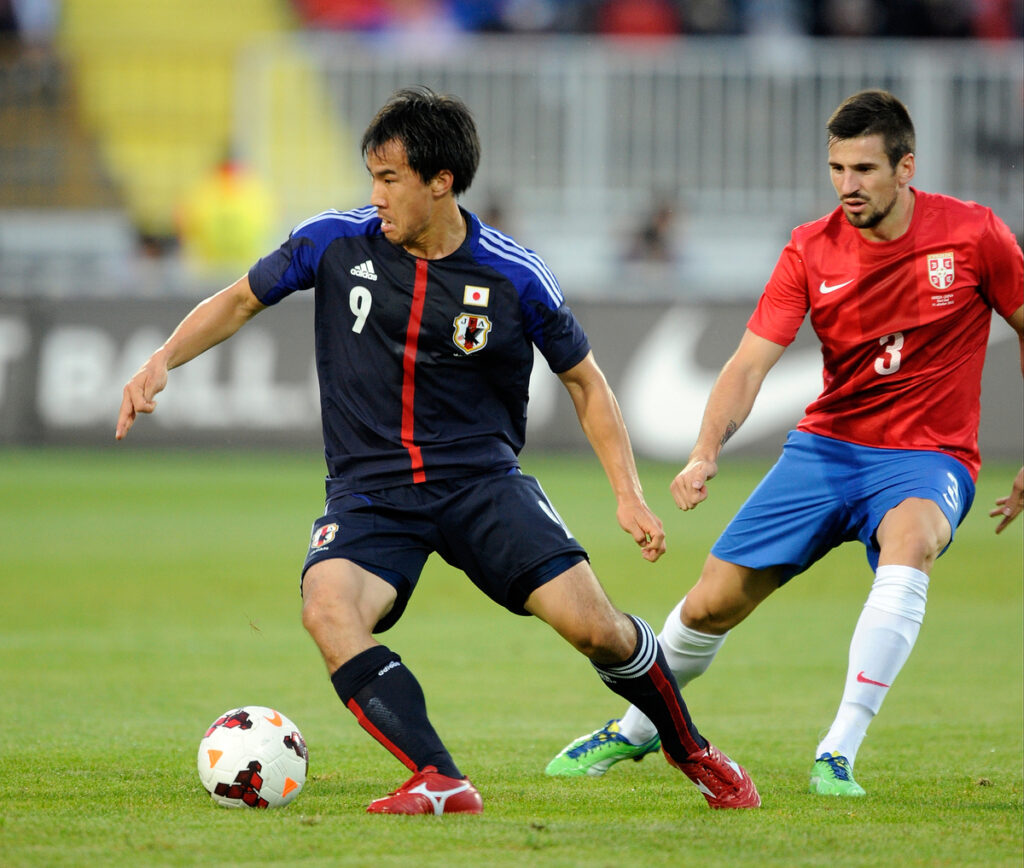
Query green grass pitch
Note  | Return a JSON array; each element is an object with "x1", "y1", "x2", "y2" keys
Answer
[{"x1": 1, "y1": 447, "x2": 1020, "y2": 867}]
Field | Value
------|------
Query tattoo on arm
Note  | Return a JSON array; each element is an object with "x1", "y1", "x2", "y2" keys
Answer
[{"x1": 720, "y1": 421, "x2": 737, "y2": 447}]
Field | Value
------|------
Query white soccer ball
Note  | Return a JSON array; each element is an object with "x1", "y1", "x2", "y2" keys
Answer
[{"x1": 197, "y1": 706, "x2": 309, "y2": 808}]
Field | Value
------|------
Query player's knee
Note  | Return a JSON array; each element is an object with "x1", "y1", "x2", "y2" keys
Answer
[
  {"x1": 567, "y1": 628, "x2": 618, "y2": 661},
  {"x1": 878, "y1": 500, "x2": 951, "y2": 569},
  {"x1": 301, "y1": 583, "x2": 353, "y2": 636},
  {"x1": 912, "y1": 524, "x2": 945, "y2": 561},
  {"x1": 300, "y1": 593, "x2": 379, "y2": 673},
  {"x1": 879, "y1": 527, "x2": 944, "y2": 570},
  {"x1": 566, "y1": 612, "x2": 635, "y2": 663},
  {"x1": 300, "y1": 593, "x2": 331, "y2": 637},
  {"x1": 680, "y1": 596, "x2": 736, "y2": 634}
]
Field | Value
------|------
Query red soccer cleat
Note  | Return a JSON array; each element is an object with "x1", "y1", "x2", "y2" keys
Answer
[
  {"x1": 667, "y1": 742, "x2": 761, "y2": 809},
  {"x1": 366, "y1": 766, "x2": 483, "y2": 815}
]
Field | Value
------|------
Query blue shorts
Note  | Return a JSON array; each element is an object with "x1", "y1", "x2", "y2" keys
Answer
[
  {"x1": 711, "y1": 430, "x2": 975, "y2": 583},
  {"x1": 302, "y1": 469, "x2": 588, "y2": 633}
]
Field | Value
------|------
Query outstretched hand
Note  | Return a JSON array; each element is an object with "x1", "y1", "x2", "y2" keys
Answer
[
  {"x1": 670, "y1": 457, "x2": 718, "y2": 511},
  {"x1": 617, "y1": 501, "x2": 666, "y2": 563},
  {"x1": 989, "y1": 465, "x2": 1024, "y2": 534},
  {"x1": 115, "y1": 357, "x2": 168, "y2": 440}
]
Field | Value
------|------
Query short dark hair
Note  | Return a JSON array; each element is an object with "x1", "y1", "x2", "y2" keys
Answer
[
  {"x1": 826, "y1": 90, "x2": 916, "y2": 169},
  {"x1": 361, "y1": 86, "x2": 481, "y2": 196}
]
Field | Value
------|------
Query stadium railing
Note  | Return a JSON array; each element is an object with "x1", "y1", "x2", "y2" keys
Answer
[
  {"x1": 232, "y1": 34, "x2": 1023, "y2": 298},
  {"x1": 0, "y1": 34, "x2": 1020, "y2": 299}
]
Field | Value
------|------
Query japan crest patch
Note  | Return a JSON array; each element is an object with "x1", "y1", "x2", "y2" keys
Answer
[
  {"x1": 311, "y1": 523, "x2": 338, "y2": 549},
  {"x1": 926, "y1": 251, "x2": 955, "y2": 290},
  {"x1": 452, "y1": 312, "x2": 492, "y2": 354}
]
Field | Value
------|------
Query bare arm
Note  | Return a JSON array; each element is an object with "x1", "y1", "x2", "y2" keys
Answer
[
  {"x1": 989, "y1": 304, "x2": 1024, "y2": 533},
  {"x1": 115, "y1": 275, "x2": 266, "y2": 440},
  {"x1": 670, "y1": 328, "x2": 787, "y2": 511},
  {"x1": 558, "y1": 351, "x2": 666, "y2": 563}
]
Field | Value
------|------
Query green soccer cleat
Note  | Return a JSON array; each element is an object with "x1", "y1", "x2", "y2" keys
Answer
[
  {"x1": 809, "y1": 751, "x2": 867, "y2": 796},
  {"x1": 545, "y1": 719, "x2": 661, "y2": 777}
]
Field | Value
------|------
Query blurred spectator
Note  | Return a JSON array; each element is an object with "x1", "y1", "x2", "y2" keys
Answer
[
  {"x1": 289, "y1": 0, "x2": 1022, "y2": 36},
  {"x1": 384, "y1": 0, "x2": 464, "y2": 45},
  {"x1": 883, "y1": 0, "x2": 972, "y2": 37},
  {"x1": 805, "y1": 0, "x2": 1018, "y2": 37},
  {"x1": 500, "y1": 0, "x2": 566, "y2": 31},
  {"x1": 478, "y1": 196, "x2": 513, "y2": 235},
  {"x1": 737, "y1": 0, "x2": 804, "y2": 36},
  {"x1": 0, "y1": 0, "x2": 61, "y2": 113},
  {"x1": 618, "y1": 198, "x2": 688, "y2": 294},
  {"x1": 450, "y1": 0, "x2": 506, "y2": 31},
  {"x1": 624, "y1": 199, "x2": 682, "y2": 263},
  {"x1": 292, "y1": 0, "x2": 466, "y2": 51},
  {"x1": 809, "y1": 0, "x2": 877, "y2": 36},
  {"x1": 686, "y1": 0, "x2": 743, "y2": 34},
  {"x1": 0, "y1": 1, "x2": 16, "y2": 34},
  {"x1": 291, "y1": 0, "x2": 392, "y2": 30},
  {"x1": 595, "y1": 0, "x2": 682, "y2": 35},
  {"x1": 177, "y1": 156, "x2": 278, "y2": 278},
  {"x1": 970, "y1": 0, "x2": 1022, "y2": 38},
  {"x1": 0, "y1": 0, "x2": 57, "y2": 45},
  {"x1": 293, "y1": 0, "x2": 464, "y2": 34}
]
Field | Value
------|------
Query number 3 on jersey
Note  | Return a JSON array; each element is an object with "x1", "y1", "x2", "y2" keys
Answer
[{"x1": 874, "y1": 332, "x2": 903, "y2": 376}]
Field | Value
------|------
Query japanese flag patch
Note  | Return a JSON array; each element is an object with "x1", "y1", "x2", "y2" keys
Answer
[{"x1": 463, "y1": 285, "x2": 490, "y2": 306}]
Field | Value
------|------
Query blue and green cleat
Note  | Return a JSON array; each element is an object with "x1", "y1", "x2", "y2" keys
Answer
[
  {"x1": 545, "y1": 719, "x2": 661, "y2": 777},
  {"x1": 809, "y1": 751, "x2": 866, "y2": 796}
]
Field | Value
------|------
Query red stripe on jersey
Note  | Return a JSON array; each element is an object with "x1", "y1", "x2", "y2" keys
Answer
[
  {"x1": 401, "y1": 259, "x2": 428, "y2": 483},
  {"x1": 346, "y1": 698, "x2": 418, "y2": 772}
]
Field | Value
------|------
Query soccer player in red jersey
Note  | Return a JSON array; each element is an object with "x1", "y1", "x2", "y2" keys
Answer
[{"x1": 547, "y1": 90, "x2": 1023, "y2": 796}]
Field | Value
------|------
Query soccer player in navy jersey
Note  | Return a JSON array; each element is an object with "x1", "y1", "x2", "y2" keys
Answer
[
  {"x1": 546, "y1": 89, "x2": 1024, "y2": 796},
  {"x1": 116, "y1": 86, "x2": 759, "y2": 812}
]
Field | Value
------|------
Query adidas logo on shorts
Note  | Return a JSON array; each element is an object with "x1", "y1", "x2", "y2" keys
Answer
[{"x1": 350, "y1": 260, "x2": 377, "y2": 281}]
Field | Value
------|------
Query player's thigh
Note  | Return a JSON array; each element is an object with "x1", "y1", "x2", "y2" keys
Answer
[
  {"x1": 855, "y1": 447, "x2": 973, "y2": 571},
  {"x1": 682, "y1": 554, "x2": 784, "y2": 634},
  {"x1": 302, "y1": 557, "x2": 398, "y2": 631},
  {"x1": 875, "y1": 497, "x2": 952, "y2": 571},
  {"x1": 301, "y1": 558, "x2": 399, "y2": 668},
  {"x1": 436, "y1": 471, "x2": 588, "y2": 617},
  {"x1": 523, "y1": 559, "x2": 634, "y2": 662},
  {"x1": 301, "y1": 557, "x2": 398, "y2": 632},
  {"x1": 710, "y1": 432, "x2": 853, "y2": 578},
  {"x1": 302, "y1": 497, "x2": 433, "y2": 634}
]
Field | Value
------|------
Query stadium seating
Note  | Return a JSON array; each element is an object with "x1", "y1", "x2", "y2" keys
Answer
[
  {"x1": 0, "y1": 42, "x2": 118, "y2": 210},
  {"x1": 57, "y1": 0, "x2": 295, "y2": 242}
]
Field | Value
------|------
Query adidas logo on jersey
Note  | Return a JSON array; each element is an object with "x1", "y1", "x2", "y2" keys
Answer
[{"x1": 350, "y1": 260, "x2": 377, "y2": 281}]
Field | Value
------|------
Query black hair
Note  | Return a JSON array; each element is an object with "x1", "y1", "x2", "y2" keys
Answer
[
  {"x1": 826, "y1": 90, "x2": 916, "y2": 169},
  {"x1": 361, "y1": 86, "x2": 481, "y2": 196}
]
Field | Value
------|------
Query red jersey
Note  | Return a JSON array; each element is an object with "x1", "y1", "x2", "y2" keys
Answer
[{"x1": 748, "y1": 189, "x2": 1023, "y2": 479}]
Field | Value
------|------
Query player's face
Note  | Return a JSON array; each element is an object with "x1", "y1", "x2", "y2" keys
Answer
[
  {"x1": 828, "y1": 134, "x2": 914, "y2": 234},
  {"x1": 366, "y1": 139, "x2": 438, "y2": 251}
]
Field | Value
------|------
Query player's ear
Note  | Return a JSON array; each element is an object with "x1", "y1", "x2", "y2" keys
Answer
[
  {"x1": 431, "y1": 169, "x2": 454, "y2": 198},
  {"x1": 897, "y1": 152, "x2": 915, "y2": 186}
]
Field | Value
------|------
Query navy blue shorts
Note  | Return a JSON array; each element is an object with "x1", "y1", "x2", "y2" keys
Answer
[
  {"x1": 711, "y1": 430, "x2": 975, "y2": 583},
  {"x1": 302, "y1": 469, "x2": 588, "y2": 633}
]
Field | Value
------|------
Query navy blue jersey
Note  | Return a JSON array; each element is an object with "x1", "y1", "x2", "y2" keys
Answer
[{"x1": 248, "y1": 206, "x2": 590, "y2": 497}]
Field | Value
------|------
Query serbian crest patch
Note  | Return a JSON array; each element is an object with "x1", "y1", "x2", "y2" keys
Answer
[
  {"x1": 452, "y1": 312, "x2": 492, "y2": 354},
  {"x1": 926, "y1": 251, "x2": 955, "y2": 290}
]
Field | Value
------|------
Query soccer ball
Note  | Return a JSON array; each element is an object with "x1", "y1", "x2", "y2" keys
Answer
[{"x1": 197, "y1": 706, "x2": 308, "y2": 808}]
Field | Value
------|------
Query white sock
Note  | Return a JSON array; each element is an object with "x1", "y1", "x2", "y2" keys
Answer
[
  {"x1": 618, "y1": 597, "x2": 729, "y2": 745},
  {"x1": 816, "y1": 565, "x2": 929, "y2": 766}
]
